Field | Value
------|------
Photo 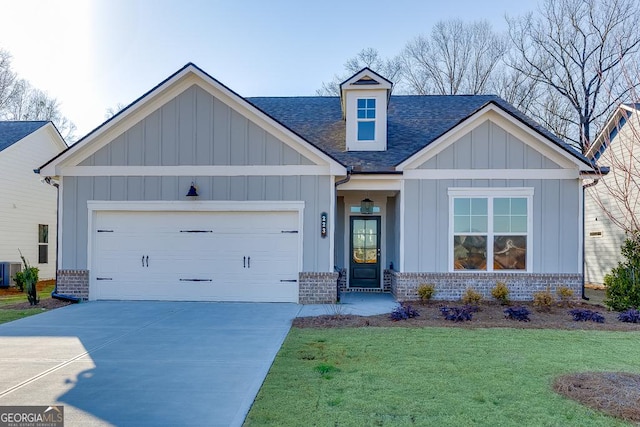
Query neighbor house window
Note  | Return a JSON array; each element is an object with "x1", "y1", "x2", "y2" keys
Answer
[
  {"x1": 450, "y1": 189, "x2": 532, "y2": 272},
  {"x1": 38, "y1": 224, "x2": 48, "y2": 264},
  {"x1": 357, "y1": 98, "x2": 376, "y2": 141}
]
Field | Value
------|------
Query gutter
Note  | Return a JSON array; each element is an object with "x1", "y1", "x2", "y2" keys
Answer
[
  {"x1": 36, "y1": 172, "x2": 79, "y2": 304},
  {"x1": 580, "y1": 167, "x2": 608, "y2": 300}
]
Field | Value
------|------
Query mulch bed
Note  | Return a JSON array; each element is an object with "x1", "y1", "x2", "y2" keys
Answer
[
  {"x1": 1, "y1": 298, "x2": 73, "y2": 310},
  {"x1": 293, "y1": 300, "x2": 640, "y2": 331}
]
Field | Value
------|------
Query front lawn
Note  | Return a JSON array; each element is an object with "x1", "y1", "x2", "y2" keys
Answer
[{"x1": 245, "y1": 328, "x2": 639, "y2": 426}]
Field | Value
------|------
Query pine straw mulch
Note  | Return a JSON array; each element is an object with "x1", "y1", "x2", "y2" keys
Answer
[
  {"x1": 554, "y1": 372, "x2": 640, "y2": 424},
  {"x1": 292, "y1": 300, "x2": 640, "y2": 331},
  {"x1": 294, "y1": 300, "x2": 640, "y2": 424}
]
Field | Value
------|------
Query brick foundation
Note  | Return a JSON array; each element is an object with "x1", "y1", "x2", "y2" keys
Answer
[
  {"x1": 391, "y1": 272, "x2": 582, "y2": 302},
  {"x1": 299, "y1": 272, "x2": 339, "y2": 304},
  {"x1": 56, "y1": 269, "x2": 89, "y2": 300}
]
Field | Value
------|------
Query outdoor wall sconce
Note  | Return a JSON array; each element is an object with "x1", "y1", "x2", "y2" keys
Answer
[
  {"x1": 186, "y1": 182, "x2": 199, "y2": 198},
  {"x1": 360, "y1": 198, "x2": 374, "y2": 214}
]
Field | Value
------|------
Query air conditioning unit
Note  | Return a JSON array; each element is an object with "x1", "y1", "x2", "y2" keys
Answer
[{"x1": 0, "y1": 262, "x2": 22, "y2": 288}]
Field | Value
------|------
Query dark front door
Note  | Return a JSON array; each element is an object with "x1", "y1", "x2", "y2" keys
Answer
[{"x1": 349, "y1": 216, "x2": 381, "y2": 288}]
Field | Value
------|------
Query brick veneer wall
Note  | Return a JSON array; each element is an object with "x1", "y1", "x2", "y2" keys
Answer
[
  {"x1": 391, "y1": 272, "x2": 582, "y2": 302},
  {"x1": 299, "y1": 272, "x2": 339, "y2": 304},
  {"x1": 337, "y1": 268, "x2": 347, "y2": 294},
  {"x1": 56, "y1": 269, "x2": 90, "y2": 300}
]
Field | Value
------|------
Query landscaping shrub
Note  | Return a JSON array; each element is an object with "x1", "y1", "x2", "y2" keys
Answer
[
  {"x1": 16, "y1": 251, "x2": 39, "y2": 305},
  {"x1": 604, "y1": 232, "x2": 640, "y2": 311},
  {"x1": 618, "y1": 308, "x2": 640, "y2": 323},
  {"x1": 556, "y1": 286, "x2": 574, "y2": 306},
  {"x1": 569, "y1": 309, "x2": 605, "y2": 323},
  {"x1": 491, "y1": 281, "x2": 510, "y2": 305},
  {"x1": 504, "y1": 306, "x2": 531, "y2": 321},
  {"x1": 440, "y1": 305, "x2": 477, "y2": 322},
  {"x1": 533, "y1": 288, "x2": 554, "y2": 312},
  {"x1": 416, "y1": 284, "x2": 435, "y2": 302},
  {"x1": 389, "y1": 304, "x2": 420, "y2": 321},
  {"x1": 461, "y1": 287, "x2": 482, "y2": 305}
]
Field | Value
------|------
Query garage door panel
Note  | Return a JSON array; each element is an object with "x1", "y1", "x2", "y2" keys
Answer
[{"x1": 92, "y1": 210, "x2": 300, "y2": 302}]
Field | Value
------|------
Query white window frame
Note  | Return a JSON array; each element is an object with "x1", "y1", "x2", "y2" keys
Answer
[
  {"x1": 356, "y1": 98, "x2": 376, "y2": 141},
  {"x1": 448, "y1": 188, "x2": 534, "y2": 273}
]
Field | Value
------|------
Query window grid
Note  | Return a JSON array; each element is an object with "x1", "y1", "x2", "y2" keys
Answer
[{"x1": 357, "y1": 98, "x2": 376, "y2": 141}]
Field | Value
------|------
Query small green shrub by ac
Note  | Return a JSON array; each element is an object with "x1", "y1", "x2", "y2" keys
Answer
[
  {"x1": 15, "y1": 250, "x2": 39, "y2": 305},
  {"x1": 604, "y1": 232, "x2": 640, "y2": 311}
]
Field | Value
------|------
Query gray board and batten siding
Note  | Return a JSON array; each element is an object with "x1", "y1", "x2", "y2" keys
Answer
[
  {"x1": 404, "y1": 119, "x2": 580, "y2": 274},
  {"x1": 63, "y1": 85, "x2": 332, "y2": 272}
]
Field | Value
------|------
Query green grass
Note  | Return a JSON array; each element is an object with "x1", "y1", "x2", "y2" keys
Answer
[
  {"x1": 0, "y1": 308, "x2": 46, "y2": 324},
  {"x1": 0, "y1": 283, "x2": 55, "y2": 307},
  {"x1": 245, "y1": 328, "x2": 640, "y2": 426}
]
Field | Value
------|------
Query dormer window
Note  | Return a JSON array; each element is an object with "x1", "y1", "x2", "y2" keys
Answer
[
  {"x1": 340, "y1": 67, "x2": 392, "y2": 152},
  {"x1": 357, "y1": 99, "x2": 376, "y2": 141}
]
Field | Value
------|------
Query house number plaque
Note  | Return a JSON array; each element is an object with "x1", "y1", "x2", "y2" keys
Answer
[{"x1": 320, "y1": 212, "x2": 327, "y2": 238}]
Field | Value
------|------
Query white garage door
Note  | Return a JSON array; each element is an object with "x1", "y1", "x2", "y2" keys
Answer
[{"x1": 91, "y1": 210, "x2": 300, "y2": 302}]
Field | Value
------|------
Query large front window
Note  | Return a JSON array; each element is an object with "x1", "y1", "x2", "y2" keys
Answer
[
  {"x1": 450, "y1": 189, "x2": 532, "y2": 271},
  {"x1": 357, "y1": 98, "x2": 376, "y2": 141}
]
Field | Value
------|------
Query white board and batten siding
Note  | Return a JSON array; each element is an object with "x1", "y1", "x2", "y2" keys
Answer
[{"x1": 0, "y1": 125, "x2": 65, "y2": 279}]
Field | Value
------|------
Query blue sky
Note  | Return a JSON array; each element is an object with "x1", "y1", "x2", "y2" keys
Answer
[{"x1": 2, "y1": 0, "x2": 535, "y2": 137}]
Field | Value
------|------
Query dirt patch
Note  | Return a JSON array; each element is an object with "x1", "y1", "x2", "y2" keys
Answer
[
  {"x1": 2, "y1": 297, "x2": 73, "y2": 310},
  {"x1": 292, "y1": 301, "x2": 639, "y2": 332},
  {"x1": 554, "y1": 372, "x2": 640, "y2": 423}
]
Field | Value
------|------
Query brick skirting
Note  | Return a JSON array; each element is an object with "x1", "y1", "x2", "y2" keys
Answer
[
  {"x1": 390, "y1": 271, "x2": 582, "y2": 302},
  {"x1": 56, "y1": 269, "x2": 90, "y2": 300},
  {"x1": 299, "y1": 272, "x2": 339, "y2": 304}
]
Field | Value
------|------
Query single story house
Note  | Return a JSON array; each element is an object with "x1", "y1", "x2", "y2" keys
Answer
[
  {"x1": 0, "y1": 121, "x2": 67, "y2": 284},
  {"x1": 584, "y1": 103, "x2": 639, "y2": 285},
  {"x1": 39, "y1": 64, "x2": 596, "y2": 303}
]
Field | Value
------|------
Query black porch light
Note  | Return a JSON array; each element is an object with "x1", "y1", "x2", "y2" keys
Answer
[
  {"x1": 360, "y1": 198, "x2": 374, "y2": 214},
  {"x1": 186, "y1": 182, "x2": 199, "y2": 198}
]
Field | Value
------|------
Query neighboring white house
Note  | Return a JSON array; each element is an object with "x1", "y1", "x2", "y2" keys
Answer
[
  {"x1": 584, "y1": 103, "x2": 640, "y2": 285},
  {"x1": 0, "y1": 121, "x2": 67, "y2": 282},
  {"x1": 40, "y1": 64, "x2": 596, "y2": 303}
]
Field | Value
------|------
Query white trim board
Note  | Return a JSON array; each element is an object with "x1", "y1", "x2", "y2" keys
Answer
[
  {"x1": 404, "y1": 169, "x2": 579, "y2": 180},
  {"x1": 62, "y1": 165, "x2": 332, "y2": 177}
]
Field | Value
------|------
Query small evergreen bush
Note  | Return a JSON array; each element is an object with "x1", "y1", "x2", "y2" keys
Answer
[
  {"x1": 569, "y1": 309, "x2": 605, "y2": 323},
  {"x1": 618, "y1": 308, "x2": 640, "y2": 323},
  {"x1": 389, "y1": 304, "x2": 420, "y2": 321},
  {"x1": 491, "y1": 281, "x2": 510, "y2": 305},
  {"x1": 461, "y1": 287, "x2": 483, "y2": 305},
  {"x1": 416, "y1": 284, "x2": 435, "y2": 302},
  {"x1": 504, "y1": 306, "x2": 531, "y2": 321},
  {"x1": 556, "y1": 286, "x2": 574, "y2": 306},
  {"x1": 533, "y1": 287, "x2": 554, "y2": 312},
  {"x1": 604, "y1": 232, "x2": 640, "y2": 311}
]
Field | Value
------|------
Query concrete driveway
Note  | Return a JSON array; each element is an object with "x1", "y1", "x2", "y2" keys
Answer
[{"x1": 0, "y1": 301, "x2": 300, "y2": 426}]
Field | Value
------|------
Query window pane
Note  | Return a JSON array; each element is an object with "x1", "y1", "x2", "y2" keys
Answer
[
  {"x1": 453, "y1": 235, "x2": 487, "y2": 270},
  {"x1": 494, "y1": 236, "x2": 526, "y2": 270},
  {"x1": 511, "y1": 198, "x2": 527, "y2": 215},
  {"x1": 454, "y1": 216, "x2": 470, "y2": 233},
  {"x1": 357, "y1": 110, "x2": 366, "y2": 119},
  {"x1": 366, "y1": 109, "x2": 376, "y2": 119},
  {"x1": 494, "y1": 198, "x2": 510, "y2": 215},
  {"x1": 366, "y1": 99, "x2": 376, "y2": 108},
  {"x1": 38, "y1": 244, "x2": 48, "y2": 264},
  {"x1": 471, "y1": 198, "x2": 487, "y2": 215},
  {"x1": 454, "y1": 198, "x2": 470, "y2": 215},
  {"x1": 357, "y1": 99, "x2": 366, "y2": 108},
  {"x1": 38, "y1": 224, "x2": 48, "y2": 244},
  {"x1": 511, "y1": 216, "x2": 528, "y2": 233},
  {"x1": 358, "y1": 121, "x2": 375, "y2": 140},
  {"x1": 470, "y1": 216, "x2": 487, "y2": 233},
  {"x1": 494, "y1": 215, "x2": 510, "y2": 233}
]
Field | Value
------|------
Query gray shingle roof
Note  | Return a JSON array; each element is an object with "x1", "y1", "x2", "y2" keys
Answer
[
  {"x1": 0, "y1": 121, "x2": 48, "y2": 153},
  {"x1": 247, "y1": 95, "x2": 591, "y2": 172}
]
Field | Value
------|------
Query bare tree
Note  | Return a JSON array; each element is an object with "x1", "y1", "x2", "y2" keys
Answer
[
  {"x1": 0, "y1": 49, "x2": 76, "y2": 142},
  {"x1": 316, "y1": 48, "x2": 402, "y2": 96},
  {"x1": 401, "y1": 20, "x2": 508, "y2": 95},
  {"x1": 105, "y1": 102, "x2": 127, "y2": 119},
  {"x1": 507, "y1": 0, "x2": 640, "y2": 153}
]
